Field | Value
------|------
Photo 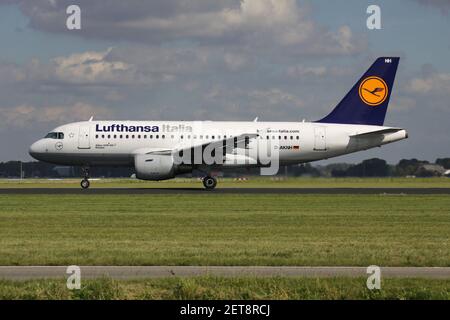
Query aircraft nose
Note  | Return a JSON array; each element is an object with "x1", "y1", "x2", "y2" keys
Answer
[{"x1": 29, "y1": 140, "x2": 46, "y2": 160}]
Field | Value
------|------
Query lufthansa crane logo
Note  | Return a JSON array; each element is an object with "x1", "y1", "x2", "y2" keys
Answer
[
  {"x1": 55, "y1": 142, "x2": 63, "y2": 150},
  {"x1": 358, "y1": 76, "x2": 388, "y2": 106}
]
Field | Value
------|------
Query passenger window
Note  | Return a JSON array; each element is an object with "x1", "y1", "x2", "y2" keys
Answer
[
  {"x1": 156, "y1": 135, "x2": 159, "y2": 139},
  {"x1": 102, "y1": 135, "x2": 105, "y2": 138},
  {"x1": 114, "y1": 135, "x2": 117, "y2": 139},
  {"x1": 126, "y1": 135, "x2": 129, "y2": 139},
  {"x1": 296, "y1": 136, "x2": 299, "y2": 140},
  {"x1": 138, "y1": 135, "x2": 141, "y2": 139},
  {"x1": 212, "y1": 135, "x2": 215, "y2": 139},
  {"x1": 95, "y1": 135, "x2": 98, "y2": 139},
  {"x1": 144, "y1": 135, "x2": 147, "y2": 139},
  {"x1": 108, "y1": 135, "x2": 111, "y2": 139},
  {"x1": 120, "y1": 135, "x2": 123, "y2": 139},
  {"x1": 132, "y1": 135, "x2": 135, "y2": 139},
  {"x1": 290, "y1": 136, "x2": 293, "y2": 140},
  {"x1": 162, "y1": 135, "x2": 165, "y2": 139}
]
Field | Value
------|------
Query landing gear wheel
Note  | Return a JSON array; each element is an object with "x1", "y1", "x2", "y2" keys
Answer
[
  {"x1": 202, "y1": 176, "x2": 217, "y2": 190},
  {"x1": 80, "y1": 166, "x2": 90, "y2": 189},
  {"x1": 81, "y1": 179, "x2": 90, "y2": 189}
]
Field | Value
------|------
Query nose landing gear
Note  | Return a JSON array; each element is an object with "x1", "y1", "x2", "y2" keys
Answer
[
  {"x1": 202, "y1": 176, "x2": 217, "y2": 190},
  {"x1": 81, "y1": 167, "x2": 90, "y2": 189}
]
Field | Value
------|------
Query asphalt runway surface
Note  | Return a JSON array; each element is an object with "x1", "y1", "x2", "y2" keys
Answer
[
  {"x1": 1, "y1": 188, "x2": 450, "y2": 194},
  {"x1": 0, "y1": 266, "x2": 449, "y2": 280}
]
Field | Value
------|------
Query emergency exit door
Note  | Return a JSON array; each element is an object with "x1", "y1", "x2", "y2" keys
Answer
[
  {"x1": 78, "y1": 125, "x2": 91, "y2": 149},
  {"x1": 313, "y1": 126, "x2": 326, "y2": 151}
]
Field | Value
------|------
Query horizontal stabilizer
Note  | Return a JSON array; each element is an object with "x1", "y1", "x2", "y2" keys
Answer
[{"x1": 350, "y1": 128, "x2": 403, "y2": 138}]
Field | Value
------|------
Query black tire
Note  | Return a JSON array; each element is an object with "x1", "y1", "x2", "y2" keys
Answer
[
  {"x1": 81, "y1": 179, "x2": 90, "y2": 189},
  {"x1": 202, "y1": 176, "x2": 217, "y2": 190}
]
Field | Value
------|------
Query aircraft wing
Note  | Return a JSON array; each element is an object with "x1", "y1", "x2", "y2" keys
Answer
[
  {"x1": 177, "y1": 133, "x2": 259, "y2": 154},
  {"x1": 137, "y1": 133, "x2": 259, "y2": 156},
  {"x1": 132, "y1": 147, "x2": 173, "y2": 155}
]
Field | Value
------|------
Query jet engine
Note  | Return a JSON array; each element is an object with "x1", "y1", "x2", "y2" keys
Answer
[{"x1": 134, "y1": 153, "x2": 175, "y2": 180}]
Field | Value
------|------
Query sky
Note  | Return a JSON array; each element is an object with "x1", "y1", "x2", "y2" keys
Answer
[{"x1": 0, "y1": 0, "x2": 449, "y2": 164}]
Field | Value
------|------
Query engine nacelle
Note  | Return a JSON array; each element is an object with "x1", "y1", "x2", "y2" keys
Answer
[{"x1": 134, "y1": 153, "x2": 175, "y2": 180}]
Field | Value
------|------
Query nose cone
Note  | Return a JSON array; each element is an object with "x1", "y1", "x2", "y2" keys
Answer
[{"x1": 29, "y1": 140, "x2": 46, "y2": 160}]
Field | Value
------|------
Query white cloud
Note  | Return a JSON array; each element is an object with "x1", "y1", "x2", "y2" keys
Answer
[
  {"x1": 224, "y1": 52, "x2": 248, "y2": 71},
  {"x1": 13, "y1": 0, "x2": 365, "y2": 55},
  {"x1": 0, "y1": 103, "x2": 112, "y2": 128},
  {"x1": 53, "y1": 48, "x2": 130, "y2": 84},
  {"x1": 407, "y1": 72, "x2": 450, "y2": 94},
  {"x1": 287, "y1": 65, "x2": 327, "y2": 77},
  {"x1": 390, "y1": 97, "x2": 417, "y2": 111},
  {"x1": 248, "y1": 88, "x2": 304, "y2": 108}
]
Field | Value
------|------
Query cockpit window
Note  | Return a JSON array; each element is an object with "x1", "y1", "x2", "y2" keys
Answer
[{"x1": 44, "y1": 132, "x2": 64, "y2": 139}]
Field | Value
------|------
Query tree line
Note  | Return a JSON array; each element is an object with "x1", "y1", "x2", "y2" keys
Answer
[{"x1": 0, "y1": 158, "x2": 449, "y2": 178}]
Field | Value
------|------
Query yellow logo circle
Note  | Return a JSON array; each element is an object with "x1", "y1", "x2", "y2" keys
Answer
[{"x1": 358, "y1": 76, "x2": 388, "y2": 106}]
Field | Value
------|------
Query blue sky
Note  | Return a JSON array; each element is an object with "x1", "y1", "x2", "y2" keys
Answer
[
  {"x1": 0, "y1": 5, "x2": 111, "y2": 63},
  {"x1": 0, "y1": 0, "x2": 449, "y2": 164}
]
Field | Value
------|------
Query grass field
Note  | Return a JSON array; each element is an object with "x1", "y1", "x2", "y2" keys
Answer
[
  {"x1": 0, "y1": 194, "x2": 448, "y2": 266},
  {"x1": 1, "y1": 177, "x2": 450, "y2": 188},
  {"x1": 0, "y1": 277, "x2": 448, "y2": 300}
]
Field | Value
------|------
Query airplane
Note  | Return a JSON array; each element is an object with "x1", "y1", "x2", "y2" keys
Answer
[{"x1": 29, "y1": 57, "x2": 407, "y2": 190}]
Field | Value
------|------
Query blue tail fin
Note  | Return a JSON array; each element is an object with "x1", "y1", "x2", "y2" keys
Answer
[{"x1": 317, "y1": 57, "x2": 399, "y2": 126}]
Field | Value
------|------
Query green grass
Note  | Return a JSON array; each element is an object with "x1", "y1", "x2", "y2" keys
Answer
[
  {"x1": 0, "y1": 277, "x2": 448, "y2": 300},
  {"x1": 0, "y1": 194, "x2": 449, "y2": 266},
  {"x1": 1, "y1": 177, "x2": 450, "y2": 188}
]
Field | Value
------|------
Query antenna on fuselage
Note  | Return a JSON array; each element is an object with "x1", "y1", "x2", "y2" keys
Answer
[
  {"x1": 88, "y1": 116, "x2": 94, "y2": 122},
  {"x1": 253, "y1": 117, "x2": 258, "y2": 122}
]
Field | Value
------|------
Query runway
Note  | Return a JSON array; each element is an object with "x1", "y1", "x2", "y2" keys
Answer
[
  {"x1": 1, "y1": 188, "x2": 450, "y2": 194},
  {"x1": 0, "y1": 266, "x2": 449, "y2": 280}
]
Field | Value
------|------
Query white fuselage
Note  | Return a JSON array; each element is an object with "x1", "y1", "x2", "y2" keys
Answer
[{"x1": 29, "y1": 120, "x2": 407, "y2": 174}]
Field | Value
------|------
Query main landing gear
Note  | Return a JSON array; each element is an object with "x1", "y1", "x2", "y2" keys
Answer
[
  {"x1": 202, "y1": 176, "x2": 217, "y2": 190},
  {"x1": 81, "y1": 167, "x2": 90, "y2": 189}
]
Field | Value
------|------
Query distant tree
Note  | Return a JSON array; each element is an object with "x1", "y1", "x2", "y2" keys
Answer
[
  {"x1": 290, "y1": 163, "x2": 321, "y2": 177},
  {"x1": 436, "y1": 158, "x2": 450, "y2": 169},
  {"x1": 415, "y1": 167, "x2": 435, "y2": 177},
  {"x1": 395, "y1": 158, "x2": 429, "y2": 176},
  {"x1": 331, "y1": 158, "x2": 390, "y2": 177},
  {"x1": 350, "y1": 158, "x2": 389, "y2": 177},
  {"x1": 331, "y1": 169, "x2": 347, "y2": 177}
]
